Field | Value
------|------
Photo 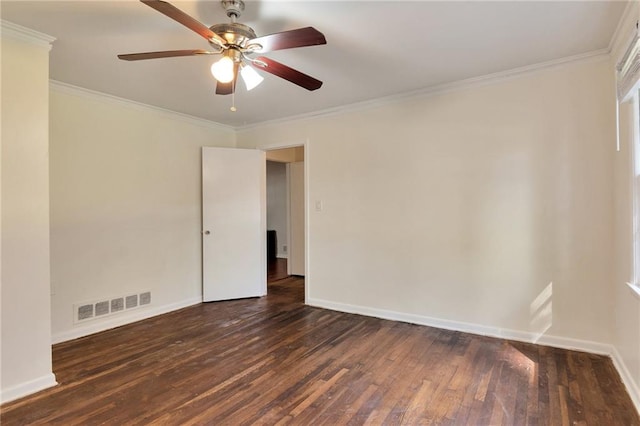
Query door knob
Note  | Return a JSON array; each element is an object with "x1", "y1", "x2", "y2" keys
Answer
[{"x1": 203, "y1": 230, "x2": 210, "y2": 235}]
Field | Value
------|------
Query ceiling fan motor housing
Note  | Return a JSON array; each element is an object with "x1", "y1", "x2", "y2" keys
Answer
[
  {"x1": 118, "y1": 0, "x2": 327, "y2": 92},
  {"x1": 209, "y1": 23, "x2": 257, "y2": 48}
]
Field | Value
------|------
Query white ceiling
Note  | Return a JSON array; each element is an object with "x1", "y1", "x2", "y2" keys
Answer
[{"x1": 1, "y1": 1, "x2": 628, "y2": 128}]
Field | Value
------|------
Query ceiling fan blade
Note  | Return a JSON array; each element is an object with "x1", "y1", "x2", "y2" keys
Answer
[
  {"x1": 249, "y1": 27, "x2": 326, "y2": 53},
  {"x1": 215, "y1": 63, "x2": 240, "y2": 95},
  {"x1": 140, "y1": 0, "x2": 227, "y2": 47},
  {"x1": 254, "y1": 57, "x2": 322, "y2": 91},
  {"x1": 118, "y1": 49, "x2": 217, "y2": 61}
]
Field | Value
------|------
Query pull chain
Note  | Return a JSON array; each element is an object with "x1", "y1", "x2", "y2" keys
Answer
[{"x1": 230, "y1": 89, "x2": 237, "y2": 112}]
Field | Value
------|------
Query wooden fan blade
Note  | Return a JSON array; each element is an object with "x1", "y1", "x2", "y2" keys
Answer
[
  {"x1": 140, "y1": 0, "x2": 227, "y2": 47},
  {"x1": 249, "y1": 27, "x2": 326, "y2": 53},
  {"x1": 118, "y1": 49, "x2": 216, "y2": 61},
  {"x1": 254, "y1": 57, "x2": 322, "y2": 91},
  {"x1": 215, "y1": 63, "x2": 240, "y2": 95}
]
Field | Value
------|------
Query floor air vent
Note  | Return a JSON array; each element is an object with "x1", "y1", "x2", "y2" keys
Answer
[{"x1": 74, "y1": 290, "x2": 152, "y2": 323}]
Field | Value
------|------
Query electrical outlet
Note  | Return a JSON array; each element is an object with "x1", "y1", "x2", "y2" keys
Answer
[{"x1": 283, "y1": 245, "x2": 287, "y2": 253}]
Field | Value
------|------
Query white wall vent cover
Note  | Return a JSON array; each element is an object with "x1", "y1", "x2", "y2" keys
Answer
[
  {"x1": 77, "y1": 304, "x2": 93, "y2": 321},
  {"x1": 140, "y1": 291, "x2": 151, "y2": 305},
  {"x1": 74, "y1": 290, "x2": 151, "y2": 324},
  {"x1": 95, "y1": 301, "x2": 109, "y2": 316},
  {"x1": 125, "y1": 294, "x2": 138, "y2": 309},
  {"x1": 111, "y1": 297, "x2": 124, "y2": 313}
]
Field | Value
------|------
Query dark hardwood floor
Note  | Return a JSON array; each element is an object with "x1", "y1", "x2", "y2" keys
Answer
[
  {"x1": 1, "y1": 273, "x2": 638, "y2": 425},
  {"x1": 268, "y1": 257, "x2": 289, "y2": 282}
]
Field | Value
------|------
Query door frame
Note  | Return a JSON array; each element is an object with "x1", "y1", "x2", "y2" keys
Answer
[{"x1": 263, "y1": 140, "x2": 310, "y2": 304}]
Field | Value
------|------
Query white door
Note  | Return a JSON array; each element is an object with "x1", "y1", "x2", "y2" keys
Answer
[
  {"x1": 202, "y1": 147, "x2": 266, "y2": 301},
  {"x1": 289, "y1": 161, "x2": 305, "y2": 275}
]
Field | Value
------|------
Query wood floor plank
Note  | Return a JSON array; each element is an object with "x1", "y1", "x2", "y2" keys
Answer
[{"x1": 1, "y1": 276, "x2": 638, "y2": 425}]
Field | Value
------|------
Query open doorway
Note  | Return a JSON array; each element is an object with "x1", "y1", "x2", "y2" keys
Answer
[{"x1": 265, "y1": 146, "x2": 305, "y2": 291}]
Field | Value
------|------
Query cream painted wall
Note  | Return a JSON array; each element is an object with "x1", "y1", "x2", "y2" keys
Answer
[
  {"x1": 267, "y1": 161, "x2": 288, "y2": 258},
  {"x1": 49, "y1": 87, "x2": 236, "y2": 342},
  {"x1": 266, "y1": 146, "x2": 304, "y2": 163},
  {"x1": 611, "y1": 1, "x2": 640, "y2": 406},
  {"x1": 2, "y1": 11, "x2": 635, "y2": 407},
  {"x1": 237, "y1": 57, "x2": 616, "y2": 346},
  {"x1": 1, "y1": 32, "x2": 57, "y2": 402}
]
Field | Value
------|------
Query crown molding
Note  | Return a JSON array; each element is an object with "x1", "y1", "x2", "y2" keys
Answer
[
  {"x1": 50, "y1": 80, "x2": 235, "y2": 133},
  {"x1": 609, "y1": 1, "x2": 639, "y2": 63},
  {"x1": 1, "y1": 20, "x2": 55, "y2": 50},
  {"x1": 237, "y1": 49, "x2": 610, "y2": 132},
  {"x1": 50, "y1": 48, "x2": 609, "y2": 135}
]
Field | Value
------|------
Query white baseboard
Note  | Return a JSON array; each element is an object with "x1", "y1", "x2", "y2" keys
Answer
[
  {"x1": 0, "y1": 372, "x2": 57, "y2": 404},
  {"x1": 611, "y1": 346, "x2": 640, "y2": 411},
  {"x1": 307, "y1": 297, "x2": 640, "y2": 414},
  {"x1": 307, "y1": 297, "x2": 611, "y2": 354},
  {"x1": 52, "y1": 297, "x2": 202, "y2": 344},
  {"x1": 533, "y1": 334, "x2": 613, "y2": 355},
  {"x1": 276, "y1": 254, "x2": 289, "y2": 259},
  {"x1": 37, "y1": 294, "x2": 640, "y2": 415}
]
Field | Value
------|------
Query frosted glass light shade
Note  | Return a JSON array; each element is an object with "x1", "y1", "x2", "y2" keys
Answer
[
  {"x1": 240, "y1": 65, "x2": 264, "y2": 91},
  {"x1": 211, "y1": 56, "x2": 235, "y2": 83}
]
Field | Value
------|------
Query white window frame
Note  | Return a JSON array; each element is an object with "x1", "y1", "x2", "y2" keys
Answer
[
  {"x1": 616, "y1": 22, "x2": 640, "y2": 297},
  {"x1": 631, "y1": 92, "x2": 640, "y2": 297}
]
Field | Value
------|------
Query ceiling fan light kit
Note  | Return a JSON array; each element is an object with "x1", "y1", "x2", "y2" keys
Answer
[
  {"x1": 240, "y1": 64, "x2": 264, "y2": 91},
  {"x1": 118, "y1": 0, "x2": 326, "y2": 102},
  {"x1": 210, "y1": 54, "x2": 235, "y2": 83}
]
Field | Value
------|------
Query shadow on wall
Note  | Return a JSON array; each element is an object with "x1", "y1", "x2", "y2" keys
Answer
[{"x1": 530, "y1": 282, "x2": 553, "y2": 342}]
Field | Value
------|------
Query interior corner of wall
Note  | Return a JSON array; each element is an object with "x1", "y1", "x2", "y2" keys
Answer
[{"x1": 0, "y1": 372, "x2": 57, "y2": 405}]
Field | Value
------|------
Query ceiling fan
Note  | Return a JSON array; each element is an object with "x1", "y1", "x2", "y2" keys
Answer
[{"x1": 118, "y1": 0, "x2": 327, "y2": 96}]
